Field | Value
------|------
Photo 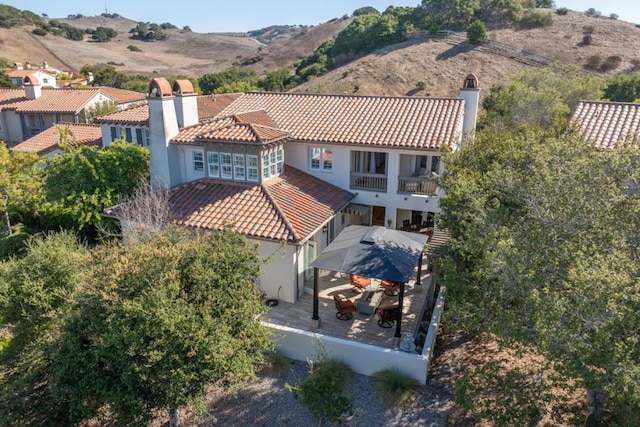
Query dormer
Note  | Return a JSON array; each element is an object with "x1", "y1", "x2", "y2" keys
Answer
[
  {"x1": 172, "y1": 80, "x2": 198, "y2": 128},
  {"x1": 24, "y1": 74, "x2": 42, "y2": 100}
]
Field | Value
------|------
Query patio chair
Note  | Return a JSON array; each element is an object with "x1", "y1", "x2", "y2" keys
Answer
[
  {"x1": 334, "y1": 293, "x2": 357, "y2": 320},
  {"x1": 350, "y1": 274, "x2": 371, "y2": 293},
  {"x1": 380, "y1": 280, "x2": 401, "y2": 296},
  {"x1": 375, "y1": 302, "x2": 399, "y2": 328}
]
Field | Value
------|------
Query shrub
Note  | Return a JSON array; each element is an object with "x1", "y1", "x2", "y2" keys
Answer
[
  {"x1": 583, "y1": 25, "x2": 595, "y2": 34},
  {"x1": 601, "y1": 55, "x2": 622, "y2": 72},
  {"x1": 556, "y1": 7, "x2": 568, "y2": 15},
  {"x1": 630, "y1": 59, "x2": 640, "y2": 72},
  {"x1": 467, "y1": 20, "x2": 487, "y2": 45},
  {"x1": 372, "y1": 369, "x2": 420, "y2": 407},
  {"x1": 585, "y1": 55, "x2": 603, "y2": 70},
  {"x1": 32, "y1": 28, "x2": 47, "y2": 36},
  {"x1": 287, "y1": 358, "x2": 354, "y2": 424},
  {"x1": 0, "y1": 223, "x2": 31, "y2": 260},
  {"x1": 585, "y1": 8, "x2": 601, "y2": 17},
  {"x1": 609, "y1": 13, "x2": 619, "y2": 20},
  {"x1": 582, "y1": 34, "x2": 593, "y2": 45},
  {"x1": 416, "y1": 81, "x2": 427, "y2": 90},
  {"x1": 127, "y1": 45, "x2": 141, "y2": 52},
  {"x1": 259, "y1": 351, "x2": 289, "y2": 377},
  {"x1": 521, "y1": 10, "x2": 553, "y2": 27}
]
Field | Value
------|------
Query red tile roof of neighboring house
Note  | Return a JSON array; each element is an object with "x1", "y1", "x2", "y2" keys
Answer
[
  {"x1": 6, "y1": 69, "x2": 56, "y2": 79},
  {"x1": 94, "y1": 103, "x2": 149, "y2": 125},
  {"x1": 99, "y1": 86, "x2": 146, "y2": 104},
  {"x1": 12, "y1": 123, "x2": 102, "y2": 155},
  {"x1": 169, "y1": 165, "x2": 354, "y2": 243},
  {"x1": 173, "y1": 111, "x2": 289, "y2": 144},
  {"x1": 197, "y1": 93, "x2": 243, "y2": 119},
  {"x1": 0, "y1": 87, "x2": 112, "y2": 114},
  {"x1": 573, "y1": 101, "x2": 640, "y2": 148},
  {"x1": 214, "y1": 92, "x2": 466, "y2": 150}
]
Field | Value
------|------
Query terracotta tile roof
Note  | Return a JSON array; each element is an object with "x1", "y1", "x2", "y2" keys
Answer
[
  {"x1": 94, "y1": 103, "x2": 149, "y2": 125},
  {"x1": 99, "y1": 86, "x2": 146, "y2": 104},
  {"x1": 197, "y1": 93, "x2": 242, "y2": 119},
  {"x1": 6, "y1": 69, "x2": 56, "y2": 79},
  {"x1": 93, "y1": 94, "x2": 245, "y2": 126},
  {"x1": 0, "y1": 88, "x2": 110, "y2": 114},
  {"x1": 214, "y1": 92, "x2": 465, "y2": 150},
  {"x1": 169, "y1": 165, "x2": 354, "y2": 242},
  {"x1": 0, "y1": 88, "x2": 26, "y2": 104},
  {"x1": 173, "y1": 111, "x2": 289, "y2": 144},
  {"x1": 12, "y1": 123, "x2": 102, "y2": 155},
  {"x1": 573, "y1": 101, "x2": 640, "y2": 148}
]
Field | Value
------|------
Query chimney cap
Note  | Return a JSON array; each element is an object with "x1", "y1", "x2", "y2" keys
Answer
[
  {"x1": 172, "y1": 79, "x2": 195, "y2": 95},
  {"x1": 24, "y1": 74, "x2": 40, "y2": 86},
  {"x1": 462, "y1": 73, "x2": 479, "y2": 90},
  {"x1": 147, "y1": 78, "x2": 173, "y2": 98}
]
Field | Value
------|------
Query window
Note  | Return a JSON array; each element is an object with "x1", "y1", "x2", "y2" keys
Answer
[
  {"x1": 143, "y1": 129, "x2": 150, "y2": 146},
  {"x1": 270, "y1": 151, "x2": 276, "y2": 176},
  {"x1": 220, "y1": 153, "x2": 232, "y2": 179},
  {"x1": 309, "y1": 147, "x2": 332, "y2": 172},
  {"x1": 207, "y1": 152, "x2": 220, "y2": 177},
  {"x1": 262, "y1": 154, "x2": 270, "y2": 179},
  {"x1": 125, "y1": 127, "x2": 132, "y2": 142},
  {"x1": 135, "y1": 128, "x2": 143, "y2": 145},
  {"x1": 276, "y1": 148, "x2": 284, "y2": 174},
  {"x1": 43, "y1": 78, "x2": 48, "y2": 84},
  {"x1": 192, "y1": 150, "x2": 204, "y2": 172},
  {"x1": 233, "y1": 154, "x2": 245, "y2": 180},
  {"x1": 110, "y1": 126, "x2": 117, "y2": 142},
  {"x1": 54, "y1": 114, "x2": 62, "y2": 123},
  {"x1": 247, "y1": 155, "x2": 259, "y2": 181}
]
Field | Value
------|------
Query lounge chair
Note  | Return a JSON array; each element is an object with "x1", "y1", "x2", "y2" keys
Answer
[
  {"x1": 375, "y1": 302, "x2": 399, "y2": 328},
  {"x1": 334, "y1": 293, "x2": 357, "y2": 320}
]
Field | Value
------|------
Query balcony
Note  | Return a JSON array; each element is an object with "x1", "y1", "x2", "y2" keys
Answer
[
  {"x1": 397, "y1": 176, "x2": 437, "y2": 196},
  {"x1": 350, "y1": 172, "x2": 387, "y2": 192}
]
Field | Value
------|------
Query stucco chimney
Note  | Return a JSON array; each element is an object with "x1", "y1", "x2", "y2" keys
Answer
[
  {"x1": 147, "y1": 78, "x2": 180, "y2": 189},
  {"x1": 24, "y1": 74, "x2": 42, "y2": 100},
  {"x1": 172, "y1": 80, "x2": 198, "y2": 128},
  {"x1": 459, "y1": 73, "x2": 480, "y2": 137}
]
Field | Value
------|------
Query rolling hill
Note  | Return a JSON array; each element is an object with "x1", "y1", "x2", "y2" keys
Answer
[{"x1": 1, "y1": 9, "x2": 639, "y2": 98}]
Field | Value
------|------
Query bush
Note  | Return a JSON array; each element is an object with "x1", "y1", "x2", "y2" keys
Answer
[
  {"x1": 372, "y1": 369, "x2": 420, "y2": 407},
  {"x1": 585, "y1": 8, "x2": 601, "y2": 17},
  {"x1": 416, "y1": 81, "x2": 427, "y2": 90},
  {"x1": 582, "y1": 34, "x2": 593, "y2": 45},
  {"x1": 287, "y1": 358, "x2": 353, "y2": 424},
  {"x1": 630, "y1": 59, "x2": 640, "y2": 72},
  {"x1": 601, "y1": 55, "x2": 622, "y2": 72},
  {"x1": 585, "y1": 55, "x2": 603, "y2": 69},
  {"x1": 583, "y1": 25, "x2": 595, "y2": 34},
  {"x1": 127, "y1": 45, "x2": 141, "y2": 52},
  {"x1": 467, "y1": 20, "x2": 487, "y2": 45},
  {"x1": 556, "y1": 7, "x2": 568, "y2": 15},
  {"x1": 521, "y1": 10, "x2": 553, "y2": 27},
  {"x1": 32, "y1": 28, "x2": 47, "y2": 36},
  {"x1": 609, "y1": 13, "x2": 619, "y2": 20},
  {"x1": 0, "y1": 224, "x2": 31, "y2": 260}
]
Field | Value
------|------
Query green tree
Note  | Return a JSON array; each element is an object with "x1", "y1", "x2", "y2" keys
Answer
[
  {"x1": 604, "y1": 72, "x2": 640, "y2": 102},
  {"x1": 40, "y1": 137, "x2": 149, "y2": 237},
  {"x1": 214, "y1": 80, "x2": 258, "y2": 94},
  {"x1": 466, "y1": 19, "x2": 487, "y2": 44},
  {"x1": 53, "y1": 227, "x2": 272, "y2": 425},
  {"x1": 353, "y1": 6, "x2": 380, "y2": 16},
  {"x1": 198, "y1": 67, "x2": 259, "y2": 95},
  {"x1": 169, "y1": 75, "x2": 201, "y2": 93},
  {"x1": 0, "y1": 142, "x2": 42, "y2": 235},
  {"x1": 421, "y1": 0, "x2": 481, "y2": 29},
  {"x1": 481, "y1": 63, "x2": 606, "y2": 129},
  {"x1": 0, "y1": 231, "x2": 89, "y2": 425},
  {"x1": 92, "y1": 26, "x2": 117, "y2": 42},
  {"x1": 259, "y1": 68, "x2": 292, "y2": 91},
  {"x1": 438, "y1": 126, "x2": 640, "y2": 423},
  {"x1": 84, "y1": 100, "x2": 118, "y2": 121}
]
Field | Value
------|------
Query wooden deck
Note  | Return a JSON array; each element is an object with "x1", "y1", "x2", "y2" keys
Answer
[{"x1": 262, "y1": 269, "x2": 432, "y2": 350}]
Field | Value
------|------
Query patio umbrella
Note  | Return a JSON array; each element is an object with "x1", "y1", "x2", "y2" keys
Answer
[{"x1": 311, "y1": 225, "x2": 427, "y2": 283}]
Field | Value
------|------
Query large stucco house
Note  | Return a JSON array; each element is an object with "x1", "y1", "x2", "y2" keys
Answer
[{"x1": 139, "y1": 75, "x2": 480, "y2": 306}]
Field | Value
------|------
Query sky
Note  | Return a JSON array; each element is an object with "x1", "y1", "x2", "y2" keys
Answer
[{"x1": 2, "y1": 1, "x2": 639, "y2": 33}]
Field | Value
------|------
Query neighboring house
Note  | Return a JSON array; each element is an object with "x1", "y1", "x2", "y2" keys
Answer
[
  {"x1": 11, "y1": 123, "x2": 102, "y2": 157},
  {"x1": 138, "y1": 75, "x2": 480, "y2": 305},
  {"x1": 572, "y1": 100, "x2": 640, "y2": 148},
  {"x1": 5, "y1": 69, "x2": 57, "y2": 88},
  {"x1": 93, "y1": 93, "x2": 241, "y2": 147},
  {"x1": 0, "y1": 74, "x2": 143, "y2": 145}
]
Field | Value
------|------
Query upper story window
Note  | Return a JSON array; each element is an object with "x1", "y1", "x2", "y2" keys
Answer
[
  {"x1": 208, "y1": 152, "x2": 220, "y2": 177},
  {"x1": 110, "y1": 126, "x2": 121, "y2": 142},
  {"x1": 193, "y1": 150, "x2": 204, "y2": 172},
  {"x1": 351, "y1": 151, "x2": 386, "y2": 174},
  {"x1": 233, "y1": 154, "x2": 245, "y2": 180},
  {"x1": 125, "y1": 127, "x2": 133, "y2": 142},
  {"x1": 220, "y1": 153, "x2": 232, "y2": 179},
  {"x1": 247, "y1": 155, "x2": 259, "y2": 182},
  {"x1": 261, "y1": 146, "x2": 284, "y2": 181},
  {"x1": 309, "y1": 147, "x2": 332, "y2": 172}
]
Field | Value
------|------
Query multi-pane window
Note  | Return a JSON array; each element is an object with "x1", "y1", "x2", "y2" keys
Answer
[
  {"x1": 262, "y1": 153, "x2": 270, "y2": 179},
  {"x1": 233, "y1": 154, "x2": 245, "y2": 180},
  {"x1": 269, "y1": 151, "x2": 276, "y2": 176},
  {"x1": 276, "y1": 148, "x2": 284, "y2": 174},
  {"x1": 208, "y1": 152, "x2": 220, "y2": 177},
  {"x1": 143, "y1": 129, "x2": 150, "y2": 146},
  {"x1": 220, "y1": 153, "x2": 232, "y2": 179},
  {"x1": 125, "y1": 127, "x2": 132, "y2": 142},
  {"x1": 135, "y1": 128, "x2": 143, "y2": 145},
  {"x1": 110, "y1": 126, "x2": 118, "y2": 142},
  {"x1": 309, "y1": 147, "x2": 332, "y2": 171},
  {"x1": 247, "y1": 155, "x2": 259, "y2": 181},
  {"x1": 193, "y1": 151, "x2": 204, "y2": 172}
]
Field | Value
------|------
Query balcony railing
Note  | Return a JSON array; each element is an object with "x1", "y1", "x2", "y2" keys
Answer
[
  {"x1": 350, "y1": 172, "x2": 387, "y2": 192},
  {"x1": 397, "y1": 176, "x2": 437, "y2": 196}
]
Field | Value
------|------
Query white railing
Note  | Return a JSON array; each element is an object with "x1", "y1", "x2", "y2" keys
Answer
[
  {"x1": 350, "y1": 172, "x2": 387, "y2": 192},
  {"x1": 397, "y1": 176, "x2": 437, "y2": 195}
]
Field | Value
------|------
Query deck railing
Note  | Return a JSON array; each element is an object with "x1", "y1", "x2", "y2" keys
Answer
[
  {"x1": 397, "y1": 176, "x2": 437, "y2": 196},
  {"x1": 350, "y1": 172, "x2": 387, "y2": 192}
]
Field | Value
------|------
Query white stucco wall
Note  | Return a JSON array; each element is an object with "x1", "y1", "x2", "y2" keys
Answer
[{"x1": 257, "y1": 240, "x2": 297, "y2": 304}]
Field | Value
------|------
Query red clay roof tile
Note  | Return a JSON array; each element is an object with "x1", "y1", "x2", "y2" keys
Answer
[
  {"x1": 573, "y1": 101, "x2": 640, "y2": 149},
  {"x1": 12, "y1": 123, "x2": 102, "y2": 155}
]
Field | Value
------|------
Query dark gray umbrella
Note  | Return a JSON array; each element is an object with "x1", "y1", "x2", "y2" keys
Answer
[{"x1": 311, "y1": 225, "x2": 427, "y2": 283}]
